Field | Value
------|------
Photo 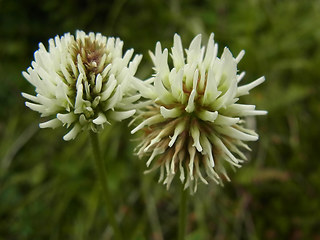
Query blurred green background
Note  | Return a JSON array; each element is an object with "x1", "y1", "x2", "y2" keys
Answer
[{"x1": 1, "y1": 0, "x2": 320, "y2": 239}]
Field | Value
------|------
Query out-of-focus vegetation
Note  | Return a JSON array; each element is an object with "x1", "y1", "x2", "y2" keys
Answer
[{"x1": 1, "y1": 0, "x2": 320, "y2": 239}]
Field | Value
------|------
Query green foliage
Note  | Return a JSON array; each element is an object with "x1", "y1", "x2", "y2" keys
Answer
[{"x1": 1, "y1": 0, "x2": 320, "y2": 239}]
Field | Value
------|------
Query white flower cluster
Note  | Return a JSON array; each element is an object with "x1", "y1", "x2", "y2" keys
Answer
[
  {"x1": 22, "y1": 30, "x2": 142, "y2": 140},
  {"x1": 132, "y1": 33, "x2": 267, "y2": 192},
  {"x1": 23, "y1": 31, "x2": 266, "y2": 192}
]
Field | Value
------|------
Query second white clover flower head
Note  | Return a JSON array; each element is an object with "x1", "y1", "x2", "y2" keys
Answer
[
  {"x1": 132, "y1": 33, "x2": 267, "y2": 193},
  {"x1": 22, "y1": 30, "x2": 142, "y2": 140}
]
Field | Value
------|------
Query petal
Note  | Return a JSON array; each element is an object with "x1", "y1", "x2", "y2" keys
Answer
[
  {"x1": 39, "y1": 118, "x2": 62, "y2": 129},
  {"x1": 235, "y1": 50, "x2": 245, "y2": 63},
  {"x1": 210, "y1": 134, "x2": 241, "y2": 167},
  {"x1": 187, "y1": 34, "x2": 202, "y2": 64},
  {"x1": 190, "y1": 122, "x2": 202, "y2": 152},
  {"x1": 197, "y1": 110, "x2": 218, "y2": 122},
  {"x1": 202, "y1": 68, "x2": 220, "y2": 105},
  {"x1": 185, "y1": 89, "x2": 196, "y2": 113},
  {"x1": 188, "y1": 141, "x2": 196, "y2": 180},
  {"x1": 154, "y1": 74, "x2": 175, "y2": 105},
  {"x1": 131, "y1": 115, "x2": 164, "y2": 134},
  {"x1": 160, "y1": 106, "x2": 182, "y2": 118},
  {"x1": 214, "y1": 115, "x2": 240, "y2": 125},
  {"x1": 92, "y1": 112, "x2": 108, "y2": 125},
  {"x1": 104, "y1": 85, "x2": 122, "y2": 110},
  {"x1": 237, "y1": 71, "x2": 246, "y2": 83},
  {"x1": 21, "y1": 92, "x2": 39, "y2": 103},
  {"x1": 200, "y1": 135, "x2": 215, "y2": 167},
  {"x1": 57, "y1": 112, "x2": 77, "y2": 126},
  {"x1": 101, "y1": 74, "x2": 117, "y2": 101},
  {"x1": 63, "y1": 124, "x2": 81, "y2": 141},
  {"x1": 109, "y1": 109, "x2": 135, "y2": 122},
  {"x1": 195, "y1": 156, "x2": 208, "y2": 184},
  {"x1": 168, "y1": 120, "x2": 186, "y2": 147},
  {"x1": 171, "y1": 33, "x2": 185, "y2": 69},
  {"x1": 236, "y1": 76, "x2": 265, "y2": 97},
  {"x1": 25, "y1": 102, "x2": 45, "y2": 113},
  {"x1": 215, "y1": 125, "x2": 258, "y2": 141},
  {"x1": 94, "y1": 74, "x2": 103, "y2": 94},
  {"x1": 203, "y1": 33, "x2": 216, "y2": 67}
]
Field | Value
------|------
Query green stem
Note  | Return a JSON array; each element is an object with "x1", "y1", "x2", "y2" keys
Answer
[
  {"x1": 138, "y1": 163, "x2": 164, "y2": 240},
  {"x1": 89, "y1": 131, "x2": 122, "y2": 240},
  {"x1": 178, "y1": 183, "x2": 188, "y2": 240}
]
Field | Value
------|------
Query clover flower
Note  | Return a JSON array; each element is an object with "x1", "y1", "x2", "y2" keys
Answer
[
  {"x1": 132, "y1": 33, "x2": 267, "y2": 193},
  {"x1": 22, "y1": 30, "x2": 142, "y2": 140}
]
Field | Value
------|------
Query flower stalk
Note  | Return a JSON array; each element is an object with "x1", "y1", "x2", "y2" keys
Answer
[{"x1": 89, "y1": 131, "x2": 122, "y2": 240}]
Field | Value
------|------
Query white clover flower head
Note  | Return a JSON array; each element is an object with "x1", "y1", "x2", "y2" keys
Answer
[
  {"x1": 22, "y1": 30, "x2": 142, "y2": 140},
  {"x1": 132, "y1": 33, "x2": 267, "y2": 193}
]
